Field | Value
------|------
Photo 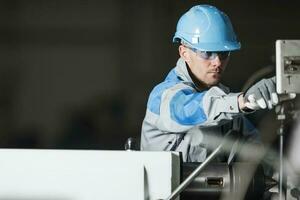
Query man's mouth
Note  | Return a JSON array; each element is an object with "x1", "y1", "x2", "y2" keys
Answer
[{"x1": 209, "y1": 71, "x2": 221, "y2": 74}]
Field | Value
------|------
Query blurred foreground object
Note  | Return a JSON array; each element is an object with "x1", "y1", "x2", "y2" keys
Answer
[
  {"x1": 0, "y1": 149, "x2": 277, "y2": 200},
  {"x1": 0, "y1": 150, "x2": 180, "y2": 200}
]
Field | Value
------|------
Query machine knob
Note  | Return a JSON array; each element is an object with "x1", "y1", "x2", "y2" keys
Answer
[{"x1": 124, "y1": 137, "x2": 139, "y2": 151}]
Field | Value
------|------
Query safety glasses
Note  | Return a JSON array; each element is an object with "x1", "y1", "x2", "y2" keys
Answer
[{"x1": 184, "y1": 45, "x2": 231, "y2": 60}]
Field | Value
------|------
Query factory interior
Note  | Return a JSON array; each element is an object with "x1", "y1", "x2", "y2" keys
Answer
[{"x1": 0, "y1": 0, "x2": 300, "y2": 199}]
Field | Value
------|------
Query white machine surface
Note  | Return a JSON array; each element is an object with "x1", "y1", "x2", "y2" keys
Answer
[
  {"x1": 0, "y1": 149, "x2": 180, "y2": 200},
  {"x1": 276, "y1": 40, "x2": 300, "y2": 94}
]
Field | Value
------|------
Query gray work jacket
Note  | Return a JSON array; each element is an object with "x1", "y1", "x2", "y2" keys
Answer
[{"x1": 141, "y1": 58, "x2": 258, "y2": 162}]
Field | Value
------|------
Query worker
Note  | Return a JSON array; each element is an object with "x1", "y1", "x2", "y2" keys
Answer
[{"x1": 140, "y1": 5, "x2": 279, "y2": 162}]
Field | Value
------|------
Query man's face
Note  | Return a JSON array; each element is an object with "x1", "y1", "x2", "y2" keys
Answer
[{"x1": 179, "y1": 45, "x2": 230, "y2": 88}]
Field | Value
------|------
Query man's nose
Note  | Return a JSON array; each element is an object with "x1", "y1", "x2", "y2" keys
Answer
[{"x1": 211, "y1": 55, "x2": 222, "y2": 66}]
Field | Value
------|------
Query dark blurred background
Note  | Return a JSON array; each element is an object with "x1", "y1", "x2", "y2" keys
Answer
[{"x1": 0, "y1": 0, "x2": 299, "y2": 150}]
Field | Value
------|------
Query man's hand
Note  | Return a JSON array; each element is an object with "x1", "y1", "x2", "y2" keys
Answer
[{"x1": 244, "y1": 77, "x2": 279, "y2": 110}]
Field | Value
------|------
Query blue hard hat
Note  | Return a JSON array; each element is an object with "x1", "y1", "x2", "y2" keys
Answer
[{"x1": 173, "y1": 5, "x2": 241, "y2": 51}]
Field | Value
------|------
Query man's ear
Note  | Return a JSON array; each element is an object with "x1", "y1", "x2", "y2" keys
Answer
[{"x1": 178, "y1": 45, "x2": 191, "y2": 63}]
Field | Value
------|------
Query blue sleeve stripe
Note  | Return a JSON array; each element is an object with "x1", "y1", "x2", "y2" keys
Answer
[
  {"x1": 147, "y1": 69, "x2": 180, "y2": 115},
  {"x1": 170, "y1": 89, "x2": 207, "y2": 125}
]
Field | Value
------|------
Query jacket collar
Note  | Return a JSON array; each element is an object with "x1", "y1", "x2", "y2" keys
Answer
[{"x1": 175, "y1": 58, "x2": 194, "y2": 83}]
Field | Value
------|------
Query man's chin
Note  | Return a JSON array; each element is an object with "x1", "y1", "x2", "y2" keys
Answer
[{"x1": 207, "y1": 78, "x2": 221, "y2": 87}]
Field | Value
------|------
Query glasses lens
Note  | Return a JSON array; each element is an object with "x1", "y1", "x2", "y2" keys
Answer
[
  {"x1": 185, "y1": 45, "x2": 230, "y2": 60},
  {"x1": 198, "y1": 51, "x2": 230, "y2": 60},
  {"x1": 198, "y1": 51, "x2": 211, "y2": 59},
  {"x1": 217, "y1": 51, "x2": 230, "y2": 60}
]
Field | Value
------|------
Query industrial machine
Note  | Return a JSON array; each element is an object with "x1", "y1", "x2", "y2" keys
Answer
[
  {"x1": 276, "y1": 40, "x2": 300, "y2": 95},
  {"x1": 181, "y1": 162, "x2": 275, "y2": 200}
]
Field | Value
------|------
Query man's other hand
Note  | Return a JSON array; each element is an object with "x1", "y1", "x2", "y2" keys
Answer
[{"x1": 244, "y1": 77, "x2": 278, "y2": 110}]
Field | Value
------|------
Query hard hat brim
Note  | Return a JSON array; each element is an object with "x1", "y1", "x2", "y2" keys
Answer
[
  {"x1": 191, "y1": 41, "x2": 241, "y2": 52},
  {"x1": 173, "y1": 36, "x2": 241, "y2": 52}
]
